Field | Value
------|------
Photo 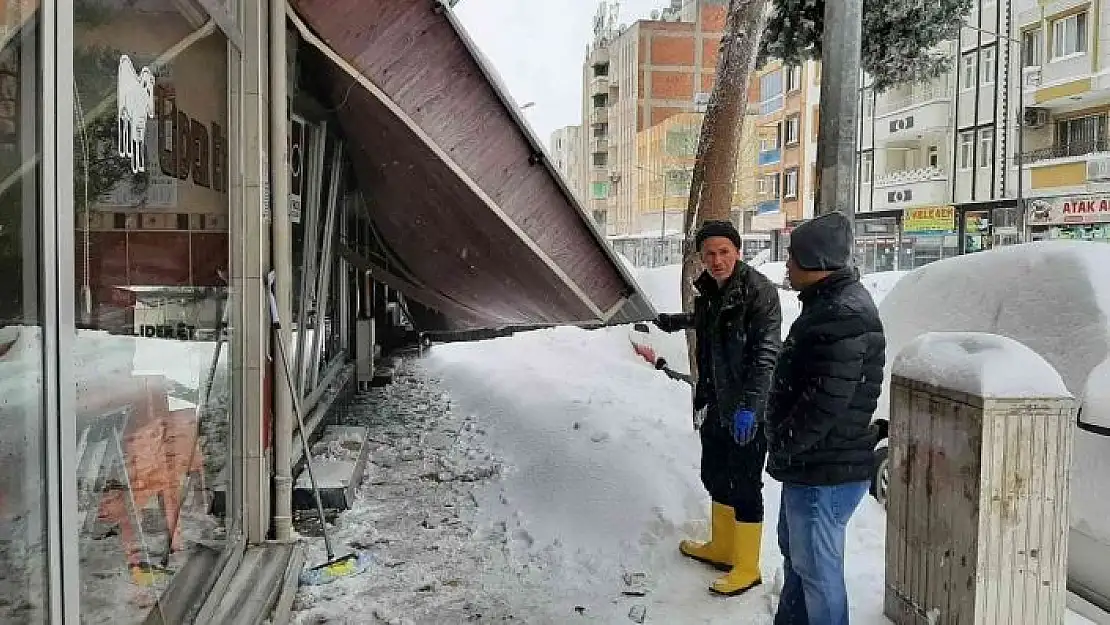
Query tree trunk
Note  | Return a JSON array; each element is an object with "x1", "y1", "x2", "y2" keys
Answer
[{"x1": 681, "y1": 0, "x2": 768, "y2": 391}]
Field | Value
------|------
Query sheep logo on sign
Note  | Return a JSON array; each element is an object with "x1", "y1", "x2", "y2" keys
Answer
[{"x1": 117, "y1": 55, "x2": 156, "y2": 174}]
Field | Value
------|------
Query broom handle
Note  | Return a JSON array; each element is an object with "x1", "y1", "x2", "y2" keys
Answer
[{"x1": 267, "y1": 272, "x2": 335, "y2": 560}]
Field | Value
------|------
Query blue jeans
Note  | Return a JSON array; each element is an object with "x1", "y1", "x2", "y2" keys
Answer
[{"x1": 774, "y1": 481, "x2": 869, "y2": 625}]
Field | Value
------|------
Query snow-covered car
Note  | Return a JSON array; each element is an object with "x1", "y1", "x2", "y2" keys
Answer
[{"x1": 868, "y1": 241, "x2": 1110, "y2": 610}]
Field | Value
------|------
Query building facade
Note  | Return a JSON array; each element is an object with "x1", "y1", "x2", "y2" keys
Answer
[
  {"x1": 582, "y1": 0, "x2": 728, "y2": 235},
  {"x1": 549, "y1": 124, "x2": 584, "y2": 199},
  {"x1": 853, "y1": 1, "x2": 1025, "y2": 272},
  {"x1": 751, "y1": 59, "x2": 822, "y2": 250},
  {"x1": 1017, "y1": 0, "x2": 1110, "y2": 244}
]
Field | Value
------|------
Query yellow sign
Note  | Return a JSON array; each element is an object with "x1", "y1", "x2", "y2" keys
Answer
[{"x1": 903, "y1": 206, "x2": 955, "y2": 235}]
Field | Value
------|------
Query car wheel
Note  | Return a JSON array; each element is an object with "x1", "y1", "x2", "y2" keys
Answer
[{"x1": 871, "y1": 446, "x2": 890, "y2": 508}]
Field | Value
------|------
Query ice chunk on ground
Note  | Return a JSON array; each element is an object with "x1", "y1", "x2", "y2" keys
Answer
[{"x1": 894, "y1": 332, "x2": 1072, "y2": 399}]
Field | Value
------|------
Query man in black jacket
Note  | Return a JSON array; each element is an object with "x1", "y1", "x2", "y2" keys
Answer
[
  {"x1": 655, "y1": 220, "x2": 781, "y2": 597},
  {"x1": 765, "y1": 212, "x2": 886, "y2": 625}
]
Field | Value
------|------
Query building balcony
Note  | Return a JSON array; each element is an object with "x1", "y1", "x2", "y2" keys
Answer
[
  {"x1": 756, "y1": 198, "x2": 781, "y2": 215},
  {"x1": 1018, "y1": 139, "x2": 1110, "y2": 166},
  {"x1": 590, "y1": 137, "x2": 609, "y2": 153},
  {"x1": 590, "y1": 74, "x2": 610, "y2": 96},
  {"x1": 758, "y1": 148, "x2": 782, "y2": 166},
  {"x1": 875, "y1": 79, "x2": 952, "y2": 117},
  {"x1": 874, "y1": 100, "x2": 950, "y2": 143},
  {"x1": 758, "y1": 95, "x2": 784, "y2": 117},
  {"x1": 873, "y1": 166, "x2": 947, "y2": 188},
  {"x1": 871, "y1": 178, "x2": 950, "y2": 211},
  {"x1": 589, "y1": 106, "x2": 609, "y2": 125}
]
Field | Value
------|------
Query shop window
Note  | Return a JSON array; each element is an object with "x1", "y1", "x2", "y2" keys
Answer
[
  {"x1": 0, "y1": 4, "x2": 48, "y2": 622},
  {"x1": 1051, "y1": 11, "x2": 1087, "y2": 59},
  {"x1": 73, "y1": 1, "x2": 235, "y2": 620}
]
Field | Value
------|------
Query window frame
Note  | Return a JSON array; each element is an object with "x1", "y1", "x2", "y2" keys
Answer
[{"x1": 1051, "y1": 11, "x2": 1088, "y2": 60}]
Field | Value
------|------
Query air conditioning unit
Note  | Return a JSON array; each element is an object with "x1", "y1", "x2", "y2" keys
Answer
[
  {"x1": 1087, "y1": 157, "x2": 1110, "y2": 181},
  {"x1": 1023, "y1": 107, "x2": 1049, "y2": 128}
]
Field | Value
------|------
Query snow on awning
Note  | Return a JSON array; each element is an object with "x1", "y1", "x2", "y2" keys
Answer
[{"x1": 286, "y1": 1, "x2": 655, "y2": 331}]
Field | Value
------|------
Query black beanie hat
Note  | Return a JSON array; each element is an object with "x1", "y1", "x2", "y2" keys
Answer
[
  {"x1": 788, "y1": 212, "x2": 854, "y2": 271},
  {"x1": 695, "y1": 220, "x2": 743, "y2": 251}
]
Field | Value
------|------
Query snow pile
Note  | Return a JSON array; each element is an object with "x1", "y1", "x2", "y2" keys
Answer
[
  {"x1": 860, "y1": 271, "x2": 908, "y2": 305},
  {"x1": 893, "y1": 332, "x2": 1071, "y2": 399},
  {"x1": 421, "y1": 323, "x2": 889, "y2": 622}
]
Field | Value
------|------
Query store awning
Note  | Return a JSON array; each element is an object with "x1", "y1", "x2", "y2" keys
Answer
[{"x1": 286, "y1": 1, "x2": 655, "y2": 332}]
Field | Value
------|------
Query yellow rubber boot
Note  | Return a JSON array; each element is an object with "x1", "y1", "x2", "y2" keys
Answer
[
  {"x1": 709, "y1": 521, "x2": 763, "y2": 596},
  {"x1": 679, "y1": 502, "x2": 735, "y2": 571}
]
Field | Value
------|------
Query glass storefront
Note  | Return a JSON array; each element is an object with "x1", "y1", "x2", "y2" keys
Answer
[
  {"x1": 962, "y1": 209, "x2": 991, "y2": 254},
  {"x1": 0, "y1": 4, "x2": 48, "y2": 621},
  {"x1": 72, "y1": 2, "x2": 234, "y2": 620},
  {"x1": 854, "y1": 216, "x2": 900, "y2": 273}
]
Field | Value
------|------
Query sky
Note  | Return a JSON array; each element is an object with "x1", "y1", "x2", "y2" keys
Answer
[{"x1": 454, "y1": 0, "x2": 666, "y2": 145}]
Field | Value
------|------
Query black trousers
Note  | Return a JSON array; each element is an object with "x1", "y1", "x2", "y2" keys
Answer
[{"x1": 699, "y1": 412, "x2": 768, "y2": 523}]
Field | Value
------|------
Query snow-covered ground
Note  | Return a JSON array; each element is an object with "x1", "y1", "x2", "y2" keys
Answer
[{"x1": 292, "y1": 258, "x2": 1100, "y2": 624}]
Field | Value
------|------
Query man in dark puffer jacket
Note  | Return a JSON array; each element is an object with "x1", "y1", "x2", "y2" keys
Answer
[
  {"x1": 765, "y1": 211, "x2": 886, "y2": 625},
  {"x1": 654, "y1": 220, "x2": 781, "y2": 597}
]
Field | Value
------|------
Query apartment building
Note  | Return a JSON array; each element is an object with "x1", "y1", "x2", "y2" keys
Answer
[
  {"x1": 751, "y1": 59, "x2": 822, "y2": 254},
  {"x1": 855, "y1": 1, "x2": 1024, "y2": 272},
  {"x1": 631, "y1": 110, "x2": 764, "y2": 256},
  {"x1": 581, "y1": 0, "x2": 727, "y2": 235},
  {"x1": 1017, "y1": 0, "x2": 1110, "y2": 244},
  {"x1": 549, "y1": 124, "x2": 585, "y2": 200}
]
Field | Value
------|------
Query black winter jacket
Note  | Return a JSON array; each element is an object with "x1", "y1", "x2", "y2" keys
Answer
[
  {"x1": 765, "y1": 267, "x2": 886, "y2": 485},
  {"x1": 662, "y1": 263, "x2": 782, "y2": 427}
]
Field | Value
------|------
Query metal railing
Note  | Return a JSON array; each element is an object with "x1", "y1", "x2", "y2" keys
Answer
[
  {"x1": 874, "y1": 166, "x2": 947, "y2": 187},
  {"x1": 1016, "y1": 138, "x2": 1110, "y2": 165}
]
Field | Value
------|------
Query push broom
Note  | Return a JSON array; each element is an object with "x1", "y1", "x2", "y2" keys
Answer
[{"x1": 266, "y1": 271, "x2": 372, "y2": 586}]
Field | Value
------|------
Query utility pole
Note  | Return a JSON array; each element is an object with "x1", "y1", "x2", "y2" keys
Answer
[{"x1": 814, "y1": 0, "x2": 864, "y2": 225}]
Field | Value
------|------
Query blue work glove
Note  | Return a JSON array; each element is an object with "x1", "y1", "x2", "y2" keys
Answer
[{"x1": 731, "y1": 408, "x2": 758, "y2": 445}]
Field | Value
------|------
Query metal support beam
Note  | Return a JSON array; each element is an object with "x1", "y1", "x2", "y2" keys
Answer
[
  {"x1": 269, "y1": 0, "x2": 294, "y2": 543},
  {"x1": 306, "y1": 141, "x2": 345, "y2": 392},
  {"x1": 293, "y1": 120, "x2": 327, "y2": 397},
  {"x1": 815, "y1": 0, "x2": 864, "y2": 226},
  {"x1": 235, "y1": 0, "x2": 272, "y2": 547}
]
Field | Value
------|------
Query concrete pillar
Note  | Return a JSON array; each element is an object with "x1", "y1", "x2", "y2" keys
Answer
[{"x1": 815, "y1": 0, "x2": 862, "y2": 224}]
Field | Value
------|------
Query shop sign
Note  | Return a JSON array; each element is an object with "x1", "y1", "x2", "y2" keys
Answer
[
  {"x1": 117, "y1": 55, "x2": 156, "y2": 174},
  {"x1": 138, "y1": 322, "x2": 198, "y2": 341},
  {"x1": 1027, "y1": 195, "x2": 1110, "y2": 225},
  {"x1": 903, "y1": 206, "x2": 955, "y2": 236},
  {"x1": 154, "y1": 85, "x2": 229, "y2": 193}
]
